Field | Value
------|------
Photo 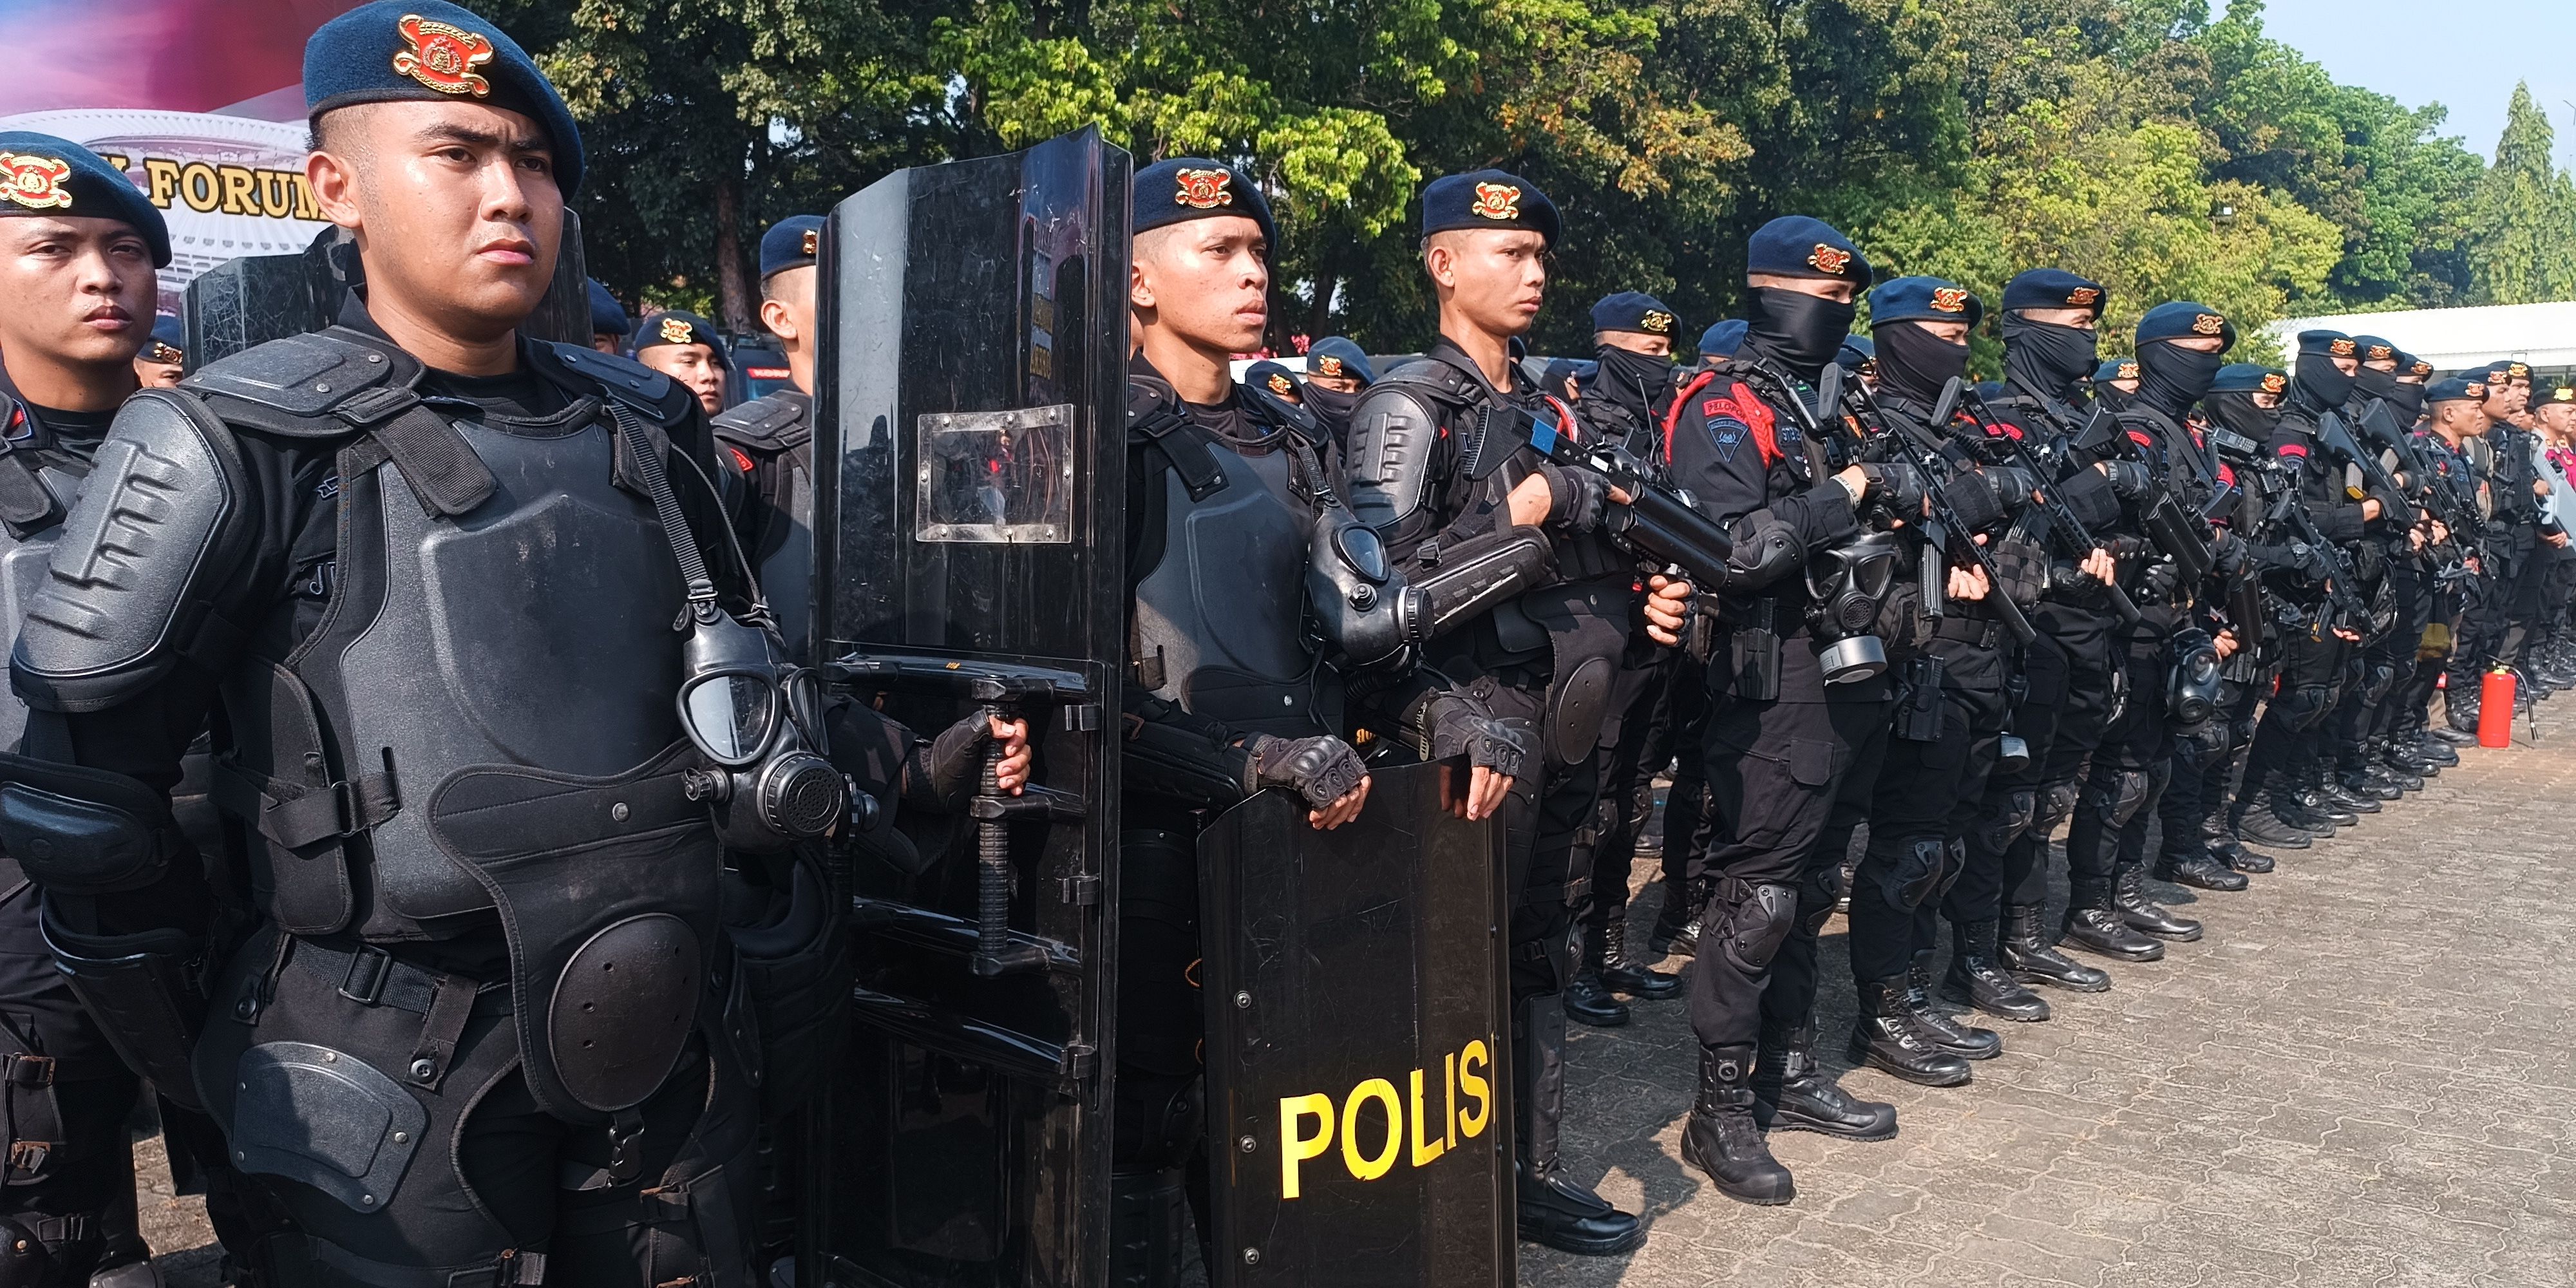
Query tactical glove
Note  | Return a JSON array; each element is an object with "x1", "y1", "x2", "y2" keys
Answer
[
  {"x1": 1539, "y1": 464, "x2": 1612, "y2": 535},
  {"x1": 1243, "y1": 734, "x2": 1368, "y2": 810}
]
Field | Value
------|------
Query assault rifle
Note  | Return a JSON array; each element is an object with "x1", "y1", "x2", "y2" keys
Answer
[
  {"x1": 1520, "y1": 408, "x2": 1736, "y2": 593},
  {"x1": 1948, "y1": 378, "x2": 2143, "y2": 625},
  {"x1": 1840, "y1": 377, "x2": 2037, "y2": 644}
]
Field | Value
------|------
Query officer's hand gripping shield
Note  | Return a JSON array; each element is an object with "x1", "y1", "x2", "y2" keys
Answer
[
  {"x1": 804, "y1": 128, "x2": 1130, "y2": 1287},
  {"x1": 1195, "y1": 759, "x2": 1514, "y2": 1288}
]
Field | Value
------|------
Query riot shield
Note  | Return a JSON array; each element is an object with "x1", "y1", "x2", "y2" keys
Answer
[
  {"x1": 180, "y1": 213, "x2": 589, "y2": 370},
  {"x1": 806, "y1": 127, "x2": 1129, "y2": 1288},
  {"x1": 1196, "y1": 759, "x2": 1515, "y2": 1288}
]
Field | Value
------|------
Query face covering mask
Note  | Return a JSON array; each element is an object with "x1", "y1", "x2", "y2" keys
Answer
[
  {"x1": 2136, "y1": 343, "x2": 2225, "y2": 421},
  {"x1": 1303, "y1": 384, "x2": 1359, "y2": 426},
  {"x1": 1743, "y1": 287, "x2": 1857, "y2": 382},
  {"x1": 2204, "y1": 390, "x2": 2280, "y2": 444},
  {"x1": 2000, "y1": 316, "x2": 2098, "y2": 396},
  {"x1": 1871, "y1": 321, "x2": 1969, "y2": 407},
  {"x1": 2291, "y1": 350, "x2": 2355, "y2": 411},
  {"x1": 2354, "y1": 364, "x2": 2398, "y2": 404},
  {"x1": 1592, "y1": 345, "x2": 1674, "y2": 415},
  {"x1": 2383, "y1": 381, "x2": 2426, "y2": 422}
]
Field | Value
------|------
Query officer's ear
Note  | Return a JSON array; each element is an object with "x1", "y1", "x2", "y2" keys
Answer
[{"x1": 1422, "y1": 232, "x2": 1461, "y2": 290}]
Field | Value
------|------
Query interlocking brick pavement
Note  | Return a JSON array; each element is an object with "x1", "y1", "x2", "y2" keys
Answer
[
  {"x1": 138, "y1": 712, "x2": 2576, "y2": 1286},
  {"x1": 1531, "y1": 709, "x2": 2576, "y2": 1288}
]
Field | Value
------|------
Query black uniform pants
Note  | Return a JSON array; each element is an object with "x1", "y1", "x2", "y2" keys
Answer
[
  {"x1": 1969, "y1": 634, "x2": 2067, "y2": 917},
  {"x1": 1757, "y1": 692, "x2": 1888, "y2": 1045},
  {"x1": 2065, "y1": 625, "x2": 2174, "y2": 896},
  {"x1": 0, "y1": 871, "x2": 140, "y2": 1282},
  {"x1": 2005, "y1": 616, "x2": 2119, "y2": 908},
  {"x1": 2331, "y1": 560, "x2": 2423, "y2": 761},
  {"x1": 1850, "y1": 672, "x2": 2005, "y2": 982},
  {"x1": 1578, "y1": 652, "x2": 1689, "y2": 941},
  {"x1": 2243, "y1": 625, "x2": 2347, "y2": 795}
]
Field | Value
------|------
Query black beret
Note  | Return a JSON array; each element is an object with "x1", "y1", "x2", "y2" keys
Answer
[
  {"x1": 2295, "y1": 329, "x2": 2353, "y2": 359},
  {"x1": 1868, "y1": 275, "x2": 1983, "y2": 328},
  {"x1": 761, "y1": 216, "x2": 824, "y2": 280},
  {"x1": 1419, "y1": 170, "x2": 1558, "y2": 249},
  {"x1": 305, "y1": 1, "x2": 586, "y2": 200},
  {"x1": 2427, "y1": 376, "x2": 2485, "y2": 404},
  {"x1": 1541, "y1": 357, "x2": 1594, "y2": 393},
  {"x1": 2095, "y1": 357, "x2": 2137, "y2": 383},
  {"x1": 636, "y1": 310, "x2": 723, "y2": 355},
  {"x1": 2485, "y1": 359, "x2": 2531, "y2": 383},
  {"x1": 2211, "y1": 363, "x2": 2286, "y2": 395},
  {"x1": 2401, "y1": 352, "x2": 2433, "y2": 379},
  {"x1": 1134, "y1": 159, "x2": 1275, "y2": 249},
  {"x1": 2001, "y1": 269, "x2": 2105, "y2": 316},
  {"x1": 0, "y1": 133, "x2": 170, "y2": 267},
  {"x1": 2138, "y1": 301, "x2": 2235, "y2": 351},
  {"x1": 2350, "y1": 335, "x2": 2398, "y2": 365},
  {"x1": 1244, "y1": 361, "x2": 1302, "y2": 400},
  {"x1": 1305, "y1": 337, "x2": 1374, "y2": 385},
  {"x1": 587, "y1": 279, "x2": 627, "y2": 339},
  {"x1": 1836, "y1": 336, "x2": 1875, "y2": 371},
  {"x1": 144, "y1": 315, "x2": 186, "y2": 364},
  {"x1": 1746, "y1": 215, "x2": 1866, "y2": 283},
  {"x1": 1592, "y1": 291, "x2": 1677, "y2": 337},
  {"x1": 1700, "y1": 319, "x2": 1747, "y2": 357},
  {"x1": 2545, "y1": 384, "x2": 2575, "y2": 407}
]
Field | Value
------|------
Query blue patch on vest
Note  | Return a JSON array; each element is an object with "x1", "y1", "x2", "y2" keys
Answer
[{"x1": 1706, "y1": 416, "x2": 1747, "y2": 462}]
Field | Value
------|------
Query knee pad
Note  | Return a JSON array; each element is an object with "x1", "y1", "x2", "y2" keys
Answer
[
  {"x1": 2365, "y1": 663, "x2": 2399, "y2": 704},
  {"x1": 1976, "y1": 788, "x2": 2036, "y2": 856},
  {"x1": 1934, "y1": 837, "x2": 1968, "y2": 901},
  {"x1": 2090, "y1": 770, "x2": 2151, "y2": 827},
  {"x1": 2030, "y1": 781, "x2": 2078, "y2": 835},
  {"x1": 2282, "y1": 684, "x2": 2335, "y2": 730},
  {"x1": 1797, "y1": 864, "x2": 1846, "y2": 936},
  {"x1": 1878, "y1": 837, "x2": 1950, "y2": 911},
  {"x1": 1716, "y1": 880, "x2": 1798, "y2": 972}
]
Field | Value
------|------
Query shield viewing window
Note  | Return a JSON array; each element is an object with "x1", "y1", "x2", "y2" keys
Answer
[{"x1": 915, "y1": 404, "x2": 1074, "y2": 542}]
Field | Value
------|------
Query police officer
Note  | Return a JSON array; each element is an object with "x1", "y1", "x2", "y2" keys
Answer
[
  {"x1": 1564, "y1": 290, "x2": 1689, "y2": 1028},
  {"x1": 2398, "y1": 377, "x2": 2492, "y2": 753},
  {"x1": 1964, "y1": 270, "x2": 2128, "y2": 990},
  {"x1": 1298, "y1": 336, "x2": 1372, "y2": 445},
  {"x1": 2452, "y1": 360, "x2": 2555, "y2": 723},
  {"x1": 1661, "y1": 216, "x2": 1902, "y2": 1204},
  {"x1": 712, "y1": 215, "x2": 826, "y2": 657},
  {"x1": 0, "y1": 8, "x2": 1036, "y2": 1280},
  {"x1": 2325, "y1": 336, "x2": 2432, "y2": 802},
  {"x1": 2234, "y1": 331, "x2": 2374, "y2": 838},
  {"x1": 2094, "y1": 356, "x2": 2141, "y2": 410},
  {"x1": 587, "y1": 278, "x2": 629, "y2": 354},
  {"x1": 2195, "y1": 364, "x2": 2307, "y2": 858},
  {"x1": 0, "y1": 129, "x2": 172, "y2": 1287},
  {"x1": 1119, "y1": 157, "x2": 1530, "y2": 1273},
  {"x1": 136, "y1": 314, "x2": 186, "y2": 388},
  {"x1": 1342, "y1": 170, "x2": 1687, "y2": 1251},
  {"x1": 634, "y1": 308, "x2": 729, "y2": 413}
]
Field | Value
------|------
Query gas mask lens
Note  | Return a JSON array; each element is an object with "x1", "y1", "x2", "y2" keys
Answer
[
  {"x1": 683, "y1": 673, "x2": 780, "y2": 766},
  {"x1": 676, "y1": 609, "x2": 847, "y2": 849}
]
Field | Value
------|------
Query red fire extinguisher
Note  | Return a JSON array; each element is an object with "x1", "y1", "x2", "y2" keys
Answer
[{"x1": 2478, "y1": 667, "x2": 2516, "y2": 748}]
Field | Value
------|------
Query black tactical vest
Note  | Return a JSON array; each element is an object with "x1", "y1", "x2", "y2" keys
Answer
[{"x1": 711, "y1": 390, "x2": 815, "y2": 658}]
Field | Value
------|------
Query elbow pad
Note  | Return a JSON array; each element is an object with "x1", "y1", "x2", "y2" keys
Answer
[
  {"x1": 1412, "y1": 522, "x2": 1558, "y2": 640},
  {"x1": 13, "y1": 390, "x2": 254, "y2": 713},
  {"x1": 1725, "y1": 509, "x2": 1805, "y2": 592},
  {"x1": 0, "y1": 753, "x2": 178, "y2": 895},
  {"x1": 1307, "y1": 506, "x2": 1428, "y2": 667},
  {"x1": 1343, "y1": 384, "x2": 1444, "y2": 531}
]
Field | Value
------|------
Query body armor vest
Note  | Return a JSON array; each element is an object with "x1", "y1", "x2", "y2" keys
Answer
[
  {"x1": 712, "y1": 390, "x2": 815, "y2": 658},
  {"x1": 1130, "y1": 397, "x2": 1338, "y2": 739},
  {"x1": 0, "y1": 459, "x2": 85, "y2": 751}
]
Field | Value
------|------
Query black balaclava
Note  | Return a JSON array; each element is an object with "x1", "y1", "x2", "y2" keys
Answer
[
  {"x1": 2136, "y1": 340, "x2": 2224, "y2": 421},
  {"x1": 2353, "y1": 363, "x2": 2398, "y2": 406},
  {"x1": 2204, "y1": 390, "x2": 2280, "y2": 444},
  {"x1": 1303, "y1": 384, "x2": 1359, "y2": 435},
  {"x1": 1591, "y1": 345, "x2": 1672, "y2": 419},
  {"x1": 1873, "y1": 320, "x2": 1969, "y2": 408},
  {"x1": 2000, "y1": 314, "x2": 2098, "y2": 399},
  {"x1": 2383, "y1": 381, "x2": 2426, "y2": 422},
  {"x1": 2290, "y1": 348, "x2": 2354, "y2": 413},
  {"x1": 1742, "y1": 287, "x2": 1856, "y2": 383}
]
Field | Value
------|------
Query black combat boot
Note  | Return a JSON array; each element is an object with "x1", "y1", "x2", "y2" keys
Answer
[
  {"x1": 1906, "y1": 951, "x2": 2002, "y2": 1059},
  {"x1": 2114, "y1": 864, "x2": 2202, "y2": 941},
  {"x1": 1597, "y1": 916, "x2": 1681, "y2": 999},
  {"x1": 2318, "y1": 770, "x2": 2382, "y2": 813},
  {"x1": 1681, "y1": 1045, "x2": 1795, "y2": 1204},
  {"x1": 2236, "y1": 783, "x2": 2318, "y2": 846},
  {"x1": 2154, "y1": 848, "x2": 2248, "y2": 891},
  {"x1": 1648, "y1": 876, "x2": 1704, "y2": 958},
  {"x1": 2291, "y1": 775, "x2": 2359, "y2": 828},
  {"x1": 2000, "y1": 902, "x2": 2110, "y2": 992},
  {"x1": 1515, "y1": 1003, "x2": 1645, "y2": 1253},
  {"x1": 1562, "y1": 925, "x2": 1631, "y2": 1027},
  {"x1": 1848, "y1": 978, "x2": 1973, "y2": 1086},
  {"x1": 1753, "y1": 1025, "x2": 1897, "y2": 1140},
  {"x1": 2200, "y1": 806, "x2": 2273, "y2": 873},
  {"x1": 2440, "y1": 696, "x2": 2481, "y2": 742},
  {"x1": 1942, "y1": 917, "x2": 2050, "y2": 1021},
  {"x1": 2338, "y1": 760, "x2": 2401, "y2": 802},
  {"x1": 2061, "y1": 880, "x2": 2163, "y2": 961}
]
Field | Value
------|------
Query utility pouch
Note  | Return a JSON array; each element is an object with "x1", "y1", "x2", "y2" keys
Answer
[
  {"x1": 1732, "y1": 628, "x2": 1783, "y2": 703},
  {"x1": 1895, "y1": 654, "x2": 1946, "y2": 743}
]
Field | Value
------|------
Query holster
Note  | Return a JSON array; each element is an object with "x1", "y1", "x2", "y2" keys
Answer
[
  {"x1": 1728, "y1": 599, "x2": 1784, "y2": 702},
  {"x1": 40, "y1": 908, "x2": 206, "y2": 1113},
  {"x1": 1894, "y1": 654, "x2": 1947, "y2": 743}
]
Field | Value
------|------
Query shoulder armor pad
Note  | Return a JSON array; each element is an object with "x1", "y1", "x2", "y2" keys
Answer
[
  {"x1": 1344, "y1": 381, "x2": 1445, "y2": 530},
  {"x1": 1378, "y1": 357, "x2": 1484, "y2": 408},
  {"x1": 710, "y1": 390, "x2": 812, "y2": 450},
  {"x1": 1239, "y1": 379, "x2": 1321, "y2": 442},
  {"x1": 14, "y1": 390, "x2": 253, "y2": 712},
  {"x1": 536, "y1": 342, "x2": 687, "y2": 421},
  {"x1": 182, "y1": 328, "x2": 410, "y2": 432}
]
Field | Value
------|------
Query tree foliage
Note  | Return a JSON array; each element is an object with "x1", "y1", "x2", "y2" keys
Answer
[{"x1": 486, "y1": 0, "x2": 2573, "y2": 354}]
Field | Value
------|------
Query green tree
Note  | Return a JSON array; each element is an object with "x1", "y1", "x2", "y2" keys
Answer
[{"x1": 2465, "y1": 82, "x2": 2576, "y2": 306}]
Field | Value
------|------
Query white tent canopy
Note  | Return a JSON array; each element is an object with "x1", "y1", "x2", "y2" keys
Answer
[{"x1": 2267, "y1": 301, "x2": 2576, "y2": 374}]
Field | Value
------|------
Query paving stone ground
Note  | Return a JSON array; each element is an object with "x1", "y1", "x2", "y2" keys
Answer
[
  {"x1": 1533, "y1": 705, "x2": 2576, "y2": 1288},
  {"x1": 137, "y1": 709, "x2": 2576, "y2": 1286}
]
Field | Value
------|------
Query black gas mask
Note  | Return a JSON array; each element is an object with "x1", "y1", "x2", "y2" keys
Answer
[
  {"x1": 1805, "y1": 531, "x2": 1900, "y2": 683},
  {"x1": 2000, "y1": 314, "x2": 2098, "y2": 397},
  {"x1": 1744, "y1": 287, "x2": 1857, "y2": 383},
  {"x1": 2136, "y1": 341, "x2": 2224, "y2": 421},
  {"x1": 2167, "y1": 627, "x2": 2224, "y2": 726},
  {"x1": 676, "y1": 605, "x2": 849, "y2": 852}
]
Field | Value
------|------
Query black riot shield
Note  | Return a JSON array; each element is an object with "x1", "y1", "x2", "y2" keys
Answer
[
  {"x1": 1195, "y1": 759, "x2": 1514, "y2": 1288},
  {"x1": 180, "y1": 213, "x2": 589, "y2": 370},
  {"x1": 806, "y1": 127, "x2": 1130, "y2": 1288}
]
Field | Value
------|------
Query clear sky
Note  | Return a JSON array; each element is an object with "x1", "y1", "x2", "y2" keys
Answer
[{"x1": 2256, "y1": 0, "x2": 2576, "y2": 166}]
